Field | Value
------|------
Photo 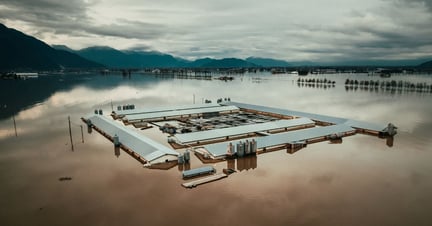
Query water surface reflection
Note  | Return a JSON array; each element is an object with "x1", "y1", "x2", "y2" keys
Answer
[{"x1": 1, "y1": 73, "x2": 431, "y2": 226}]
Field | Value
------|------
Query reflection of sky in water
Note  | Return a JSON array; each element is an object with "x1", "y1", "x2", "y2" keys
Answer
[{"x1": 1, "y1": 73, "x2": 432, "y2": 226}]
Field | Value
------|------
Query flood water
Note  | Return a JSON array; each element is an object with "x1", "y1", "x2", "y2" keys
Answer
[{"x1": 1, "y1": 72, "x2": 432, "y2": 226}]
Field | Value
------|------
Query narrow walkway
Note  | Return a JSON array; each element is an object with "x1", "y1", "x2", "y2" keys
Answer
[{"x1": 182, "y1": 173, "x2": 228, "y2": 188}]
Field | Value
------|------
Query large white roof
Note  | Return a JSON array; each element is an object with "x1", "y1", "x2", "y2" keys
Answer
[
  {"x1": 114, "y1": 103, "x2": 221, "y2": 117},
  {"x1": 86, "y1": 115, "x2": 178, "y2": 162},
  {"x1": 224, "y1": 101, "x2": 387, "y2": 131},
  {"x1": 125, "y1": 105, "x2": 239, "y2": 122},
  {"x1": 174, "y1": 118, "x2": 315, "y2": 144}
]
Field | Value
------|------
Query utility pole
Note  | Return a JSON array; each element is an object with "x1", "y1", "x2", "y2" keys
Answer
[
  {"x1": 193, "y1": 94, "x2": 195, "y2": 104},
  {"x1": 13, "y1": 115, "x2": 17, "y2": 137},
  {"x1": 68, "y1": 116, "x2": 74, "y2": 151}
]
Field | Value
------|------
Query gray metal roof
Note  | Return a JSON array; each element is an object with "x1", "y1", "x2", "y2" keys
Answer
[
  {"x1": 125, "y1": 105, "x2": 239, "y2": 122},
  {"x1": 182, "y1": 166, "x2": 215, "y2": 178},
  {"x1": 174, "y1": 118, "x2": 315, "y2": 144},
  {"x1": 343, "y1": 119, "x2": 387, "y2": 132},
  {"x1": 86, "y1": 115, "x2": 178, "y2": 161},
  {"x1": 114, "y1": 103, "x2": 221, "y2": 117},
  {"x1": 204, "y1": 124, "x2": 356, "y2": 157},
  {"x1": 224, "y1": 101, "x2": 388, "y2": 131},
  {"x1": 224, "y1": 101, "x2": 347, "y2": 124}
]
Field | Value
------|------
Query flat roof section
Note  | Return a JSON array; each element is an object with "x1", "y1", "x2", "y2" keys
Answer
[
  {"x1": 224, "y1": 101, "x2": 387, "y2": 132},
  {"x1": 174, "y1": 118, "x2": 315, "y2": 144},
  {"x1": 125, "y1": 105, "x2": 239, "y2": 122},
  {"x1": 203, "y1": 124, "x2": 356, "y2": 157},
  {"x1": 114, "y1": 103, "x2": 221, "y2": 117},
  {"x1": 182, "y1": 166, "x2": 216, "y2": 178},
  {"x1": 86, "y1": 115, "x2": 178, "y2": 162},
  {"x1": 344, "y1": 119, "x2": 387, "y2": 132},
  {"x1": 224, "y1": 101, "x2": 347, "y2": 124}
]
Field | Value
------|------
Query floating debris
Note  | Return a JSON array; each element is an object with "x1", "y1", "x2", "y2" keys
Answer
[{"x1": 58, "y1": 177, "x2": 72, "y2": 181}]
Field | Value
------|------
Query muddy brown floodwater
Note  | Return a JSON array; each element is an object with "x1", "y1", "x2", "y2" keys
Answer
[{"x1": 1, "y1": 73, "x2": 432, "y2": 226}]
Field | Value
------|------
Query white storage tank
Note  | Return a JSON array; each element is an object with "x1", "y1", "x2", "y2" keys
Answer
[
  {"x1": 237, "y1": 141, "x2": 244, "y2": 157},
  {"x1": 251, "y1": 139, "x2": 257, "y2": 153},
  {"x1": 245, "y1": 140, "x2": 250, "y2": 155},
  {"x1": 227, "y1": 142, "x2": 234, "y2": 155},
  {"x1": 178, "y1": 154, "x2": 185, "y2": 164}
]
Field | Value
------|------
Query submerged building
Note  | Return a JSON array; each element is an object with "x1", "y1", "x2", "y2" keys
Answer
[{"x1": 83, "y1": 101, "x2": 397, "y2": 166}]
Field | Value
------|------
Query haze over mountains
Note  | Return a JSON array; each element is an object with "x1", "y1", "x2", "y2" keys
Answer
[{"x1": 1, "y1": 23, "x2": 431, "y2": 71}]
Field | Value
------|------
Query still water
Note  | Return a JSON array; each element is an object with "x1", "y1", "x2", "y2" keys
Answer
[{"x1": 1, "y1": 73, "x2": 431, "y2": 226}]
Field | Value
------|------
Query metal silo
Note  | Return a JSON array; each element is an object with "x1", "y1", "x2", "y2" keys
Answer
[
  {"x1": 113, "y1": 134, "x2": 120, "y2": 147},
  {"x1": 245, "y1": 140, "x2": 250, "y2": 155},
  {"x1": 178, "y1": 154, "x2": 184, "y2": 164},
  {"x1": 237, "y1": 141, "x2": 244, "y2": 157},
  {"x1": 250, "y1": 139, "x2": 257, "y2": 153},
  {"x1": 184, "y1": 149, "x2": 191, "y2": 163}
]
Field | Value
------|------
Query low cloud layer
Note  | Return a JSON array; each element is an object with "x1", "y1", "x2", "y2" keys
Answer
[{"x1": 1, "y1": 0, "x2": 431, "y2": 62}]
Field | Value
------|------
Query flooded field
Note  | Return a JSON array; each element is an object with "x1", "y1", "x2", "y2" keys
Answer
[{"x1": 1, "y1": 72, "x2": 432, "y2": 226}]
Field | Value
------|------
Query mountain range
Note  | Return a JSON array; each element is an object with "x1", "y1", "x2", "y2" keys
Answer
[
  {"x1": 54, "y1": 46, "x2": 280, "y2": 68},
  {"x1": 0, "y1": 24, "x2": 102, "y2": 71},
  {"x1": 419, "y1": 60, "x2": 432, "y2": 68},
  {"x1": 1, "y1": 23, "x2": 432, "y2": 71}
]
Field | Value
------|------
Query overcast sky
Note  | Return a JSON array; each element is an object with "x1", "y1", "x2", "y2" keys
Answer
[{"x1": 1, "y1": 0, "x2": 431, "y2": 62}]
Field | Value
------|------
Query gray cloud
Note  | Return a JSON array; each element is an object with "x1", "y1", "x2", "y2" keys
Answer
[
  {"x1": 1, "y1": 0, "x2": 431, "y2": 62},
  {"x1": 0, "y1": 0, "x2": 91, "y2": 25},
  {"x1": 0, "y1": 0, "x2": 166, "y2": 41},
  {"x1": 398, "y1": 0, "x2": 432, "y2": 11},
  {"x1": 125, "y1": 43, "x2": 154, "y2": 52},
  {"x1": 86, "y1": 20, "x2": 165, "y2": 40}
]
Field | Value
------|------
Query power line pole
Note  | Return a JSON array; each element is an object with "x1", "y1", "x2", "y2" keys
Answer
[
  {"x1": 68, "y1": 116, "x2": 74, "y2": 151},
  {"x1": 13, "y1": 115, "x2": 17, "y2": 137}
]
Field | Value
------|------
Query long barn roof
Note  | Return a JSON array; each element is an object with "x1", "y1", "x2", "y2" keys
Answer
[
  {"x1": 174, "y1": 118, "x2": 315, "y2": 144},
  {"x1": 204, "y1": 124, "x2": 356, "y2": 157},
  {"x1": 86, "y1": 115, "x2": 178, "y2": 162},
  {"x1": 224, "y1": 101, "x2": 387, "y2": 131}
]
